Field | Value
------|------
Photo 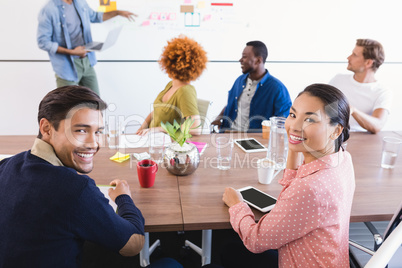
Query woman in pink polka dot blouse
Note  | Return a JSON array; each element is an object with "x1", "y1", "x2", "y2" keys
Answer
[{"x1": 222, "y1": 84, "x2": 355, "y2": 268}]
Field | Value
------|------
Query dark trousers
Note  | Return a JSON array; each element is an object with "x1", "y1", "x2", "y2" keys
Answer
[{"x1": 203, "y1": 234, "x2": 279, "y2": 268}]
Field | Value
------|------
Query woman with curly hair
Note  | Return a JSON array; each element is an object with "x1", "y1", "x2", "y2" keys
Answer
[{"x1": 137, "y1": 35, "x2": 208, "y2": 136}]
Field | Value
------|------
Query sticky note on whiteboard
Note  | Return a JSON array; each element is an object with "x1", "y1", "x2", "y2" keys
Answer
[
  {"x1": 197, "y1": 1, "x2": 206, "y2": 9},
  {"x1": 180, "y1": 5, "x2": 194, "y2": 13},
  {"x1": 142, "y1": 20, "x2": 151, "y2": 26}
]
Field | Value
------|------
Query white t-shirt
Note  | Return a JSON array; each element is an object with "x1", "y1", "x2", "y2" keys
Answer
[
  {"x1": 329, "y1": 73, "x2": 392, "y2": 132},
  {"x1": 232, "y1": 77, "x2": 259, "y2": 131}
]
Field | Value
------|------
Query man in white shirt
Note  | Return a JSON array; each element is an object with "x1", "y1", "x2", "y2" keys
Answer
[{"x1": 329, "y1": 39, "x2": 392, "y2": 133}]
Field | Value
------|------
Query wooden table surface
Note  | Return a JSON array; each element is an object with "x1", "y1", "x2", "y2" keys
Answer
[
  {"x1": 179, "y1": 133, "x2": 281, "y2": 231},
  {"x1": 91, "y1": 147, "x2": 183, "y2": 233},
  {"x1": 344, "y1": 131, "x2": 402, "y2": 222},
  {"x1": 1, "y1": 131, "x2": 401, "y2": 233}
]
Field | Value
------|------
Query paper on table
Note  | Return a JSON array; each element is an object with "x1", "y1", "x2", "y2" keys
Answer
[
  {"x1": 120, "y1": 134, "x2": 172, "y2": 148},
  {"x1": 109, "y1": 152, "x2": 130, "y2": 163},
  {"x1": 132, "y1": 152, "x2": 151, "y2": 161},
  {"x1": 0, "y1": 154, "x2": 14, "y2": 161},
  {"x1": 188, "y1": 141, "x2": 208, "y2": 155},
  {"x1": 97, "y1": 185, "x2": 118, "y2": 212}
]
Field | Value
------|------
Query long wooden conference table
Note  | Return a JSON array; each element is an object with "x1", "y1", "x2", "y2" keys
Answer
[{"x1": 1, "y1": 131, "x2": 401, "y2": 265}]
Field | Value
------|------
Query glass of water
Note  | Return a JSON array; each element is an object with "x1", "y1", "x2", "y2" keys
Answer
[
  {"x1": 149, "y1": 132, "x2": 165, "y2": 164},
  {"x1": 106, "y1": 120, "x2": 120, "y2": 150},
  {"x1": 381, "y1": 136, "x2": 402, "y2": 169},
  {"x1": 216, "y1": 136, "x2": 234, "y2": 170}
]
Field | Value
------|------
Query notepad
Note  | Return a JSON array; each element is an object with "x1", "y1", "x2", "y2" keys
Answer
[
  {"x1": 0, "y1": 154, "x2": 13, "y2": 161},
  {"x1": 97, "y1": 185, "x2": 118, "y2": 212},
  {"x1": 109, "y1": 152, "x2": 130, "y2": 163}
]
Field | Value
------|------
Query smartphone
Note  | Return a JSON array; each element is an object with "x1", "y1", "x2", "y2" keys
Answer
[
  {"x1": 238, "y1": 186, "x2": 277, "y2": 212},
  {"x1": 234, "y1": 138, "x2": 267, "y2": 153}
]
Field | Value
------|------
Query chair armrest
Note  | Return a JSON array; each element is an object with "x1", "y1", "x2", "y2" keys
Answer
[
  {"x1": 349, "y1": 239, "x2": 375, "y2": 256},
  {"x1": 365, "y1": 222, "x2": 402, "y2": 268},
  {"x1": 210, "y1": 124, "x2": 221, "y2": 133},
  {"x1": 364, "y1": 222, "x2": 380, "y2": 237},
  {"x1": 364, "y1": 222, "x2": 384, "y2": 249}
]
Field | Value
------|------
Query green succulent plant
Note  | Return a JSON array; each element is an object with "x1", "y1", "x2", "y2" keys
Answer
[{"x1": 161, "y1": 118, "x2": 198, "y2": 147}]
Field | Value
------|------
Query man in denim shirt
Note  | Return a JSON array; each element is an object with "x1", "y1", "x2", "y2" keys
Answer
[
  {"x1": 211, "y1": 41, "x2": 291, "y2": 133},
  {"x1": 37, "y1": 0, "x2": 135, "y2": 95}
]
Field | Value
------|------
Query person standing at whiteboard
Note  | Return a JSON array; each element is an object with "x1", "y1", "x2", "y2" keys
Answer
[
  {"x1": 37, "y1": 0, "x2": 136, "y2": 96},
  {"x1": 211, "y1": 41, "x2": 292, "y2": 133},
  {"x1": 329, "y1": 39, "x2": 392, "y2": 133}
]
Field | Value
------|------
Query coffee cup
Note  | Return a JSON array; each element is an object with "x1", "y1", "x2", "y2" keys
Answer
[
  {"x1": 137, "y1": 159, "x2": 158, "y2": 188},
  {"x1": 261, "y1": 120, "x2": 271, "y2": 139},
  {"x1": 257, "y1": 158, "x2": 281, "y2": 184}
]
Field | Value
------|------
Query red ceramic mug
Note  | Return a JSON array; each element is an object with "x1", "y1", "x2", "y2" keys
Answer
[{"x1": 137, "y1": 159, "x2": 158, "y2": 188}]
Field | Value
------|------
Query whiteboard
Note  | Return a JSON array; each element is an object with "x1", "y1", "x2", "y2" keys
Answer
[
  {"x1": 2, "y1": 0, "x2": 402, "y2": 62},
  {"x1": 2, "y1": 0, "x2": 402, "y2": 135}
]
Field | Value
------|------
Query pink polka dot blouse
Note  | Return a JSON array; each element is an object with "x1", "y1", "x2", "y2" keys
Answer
[{"x1": 229, "y1": 150, "x2": 355, "y2": 268}]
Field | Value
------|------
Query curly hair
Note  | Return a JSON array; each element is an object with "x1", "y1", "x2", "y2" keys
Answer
[{"x1": 159, "y1": 35, "x2": 208, "y2": 83}]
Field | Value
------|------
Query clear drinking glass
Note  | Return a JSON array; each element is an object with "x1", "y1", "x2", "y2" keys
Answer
[
  {"x1": 149, "y1": 132, "x2": 165, "y2": 164},
  {"x1": 106, "y1": 120, "x2": 120, "y2": 149},
  {"x1": 216, "y1": 137, "x2": 233, "y2": 170},
  {"x1": 381, "y1": 136, "x2": 402, "y2": 169}
]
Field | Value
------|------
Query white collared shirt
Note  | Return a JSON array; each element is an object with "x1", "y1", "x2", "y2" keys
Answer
[{"x1": 232, "y1": 77, "x2": 260, "y2": 131}]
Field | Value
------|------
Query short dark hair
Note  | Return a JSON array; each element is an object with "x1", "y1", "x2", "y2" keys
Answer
[
  {"x1": 356, "y1": 39, "x2": 385, "y2": 72},
  {"x1": 246, "y1": 41, "x2": 268, "y2": 63},
  {"x1": 298, "y1": 83, "x2": 350, "y2": 152},
  {"x1": 37, "y1": 86, "x2": 107, "y2": 138}
]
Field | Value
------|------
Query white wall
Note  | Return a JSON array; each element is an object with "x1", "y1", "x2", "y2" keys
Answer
[{"x1": 1, "y1": 0, "x2": 402, "y2": 135}]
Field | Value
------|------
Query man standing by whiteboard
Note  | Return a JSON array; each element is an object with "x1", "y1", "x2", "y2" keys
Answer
[
  {"x1": 37, "y1": 0, "x2": 136, "y2": 95},
  {"x1": 329, "y1": 39, "x2": 392, "y2": 133},
  {"x1": 211, "y1": 41, "x2": 291, "y2": 133}
]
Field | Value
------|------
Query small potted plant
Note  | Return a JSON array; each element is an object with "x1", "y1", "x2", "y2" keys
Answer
[{"x1": 161, "y1": 118, "x2": 200, "y2": 176}]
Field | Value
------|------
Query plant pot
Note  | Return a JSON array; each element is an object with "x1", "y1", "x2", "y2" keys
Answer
[{"x1": 164, "y1": 142, "x2": 200, "y2": 176}]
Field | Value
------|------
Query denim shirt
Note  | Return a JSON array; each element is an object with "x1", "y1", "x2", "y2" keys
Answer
[
  {"x1": 222, "y1": 70, "x2": 292, "y2": 132},
  {"x1": 37, "y1": 0, "x2": 103, "y2": 81}
]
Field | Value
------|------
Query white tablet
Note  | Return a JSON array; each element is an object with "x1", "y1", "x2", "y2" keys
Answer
[
  {"x1": 238, "y1": 186, "x2": 277, "y2": 213},
  {"x1": 234, "y1": 138, "x2": 267, "y2": 153}
]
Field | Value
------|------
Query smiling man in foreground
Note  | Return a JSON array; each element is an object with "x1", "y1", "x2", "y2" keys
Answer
[{"x1": 0, "y1": 86, "x2": 145, "y2": 267}]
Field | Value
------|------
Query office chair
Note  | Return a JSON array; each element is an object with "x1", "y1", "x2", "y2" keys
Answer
[
  {"x1": 364, "y1": 222, "x2": 402, "y2": 268},
  {"x1": 197, "y1": 98, "x2": 212, "y2": 133},
  {"x1": 349, "y1": 200, "x2": 402, "y2": 267}
]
